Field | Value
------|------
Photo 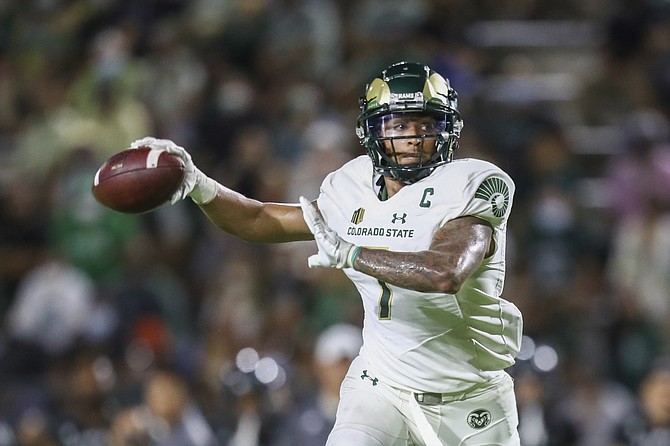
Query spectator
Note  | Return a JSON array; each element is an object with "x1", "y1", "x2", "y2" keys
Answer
[
  {"x1": 613, "y1": 358, "x2": 670, "y2": 445},
  {"x1": 271, "y1": 323, "x2": 363, "y2": 446},
  {"x1": 112, "y1": 367, "x2": 217, "y2": 446}
]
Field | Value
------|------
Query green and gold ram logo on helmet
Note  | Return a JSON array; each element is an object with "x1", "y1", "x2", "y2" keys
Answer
[{"x1": 362, "y1": 70, "x2": 454, "y2": 114}]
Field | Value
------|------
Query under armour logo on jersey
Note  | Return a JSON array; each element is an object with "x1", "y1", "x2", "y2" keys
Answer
[
  {"x1": 467, "y1": 409, "x2": 492, "y2": 429},
  {"x1": 474, "y1": 177, "x2": 510, "y2": 218},
  {"x1": 351, "y1": 207, "x2": 365, "y2": 225},
  {"x1": 391, "y1": 212, "x2": 407, "y2": 224},
  {"x1": 361, "y1": 370, "x2": 378, "y2": 386}
]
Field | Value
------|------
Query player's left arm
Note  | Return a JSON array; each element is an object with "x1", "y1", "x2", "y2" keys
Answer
[{"x1": 353, "y1": 216, "x2": 494, "y2": 293}]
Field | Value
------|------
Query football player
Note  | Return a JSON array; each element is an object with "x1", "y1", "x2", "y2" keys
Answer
[{"x1": 131, "y1": 61, "x2": 523, "y2": 446}]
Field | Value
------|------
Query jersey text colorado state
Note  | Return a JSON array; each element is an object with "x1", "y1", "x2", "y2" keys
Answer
[{"x1": 346, "y1": 226, "x2": 415, "y2": 238}]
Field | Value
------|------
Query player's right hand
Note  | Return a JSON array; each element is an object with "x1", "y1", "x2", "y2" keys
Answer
[
  {"x1": 300, "y1": 197, "x2": 360, "y2": 269},
  {"x1": 129, "y1": 137, "x2": 218, "y2": 205}
]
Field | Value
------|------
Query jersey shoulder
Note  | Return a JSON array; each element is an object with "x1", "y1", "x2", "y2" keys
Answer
[
  {"x1": 438, "y1": 158, "x2": 513, "y2": 183},
  {"x1": 333, "y1": 155, "x2": 372, "y2": 176},
  {"x1": 432, "y1": 158, "x2": 515, "y2": 194},
  {"x1": 430, "y1": 158, "x2": 516, "y2": 225},
  {"x1": 320, "y1": 155, "x2": 372, "y2": 193}
]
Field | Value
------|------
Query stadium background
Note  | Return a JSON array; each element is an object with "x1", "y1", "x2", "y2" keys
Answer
[{"x1": 0, "y1": 0, "x2": 669, "y2": 444}]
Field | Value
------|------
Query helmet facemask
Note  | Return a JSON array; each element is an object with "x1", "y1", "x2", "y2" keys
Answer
[{"x1": 356, "y1": 62, "x2": 463, "y2": 184}]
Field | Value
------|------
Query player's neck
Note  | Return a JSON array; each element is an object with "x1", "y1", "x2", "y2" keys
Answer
[{"x1": 384, "y1": 177, "x2": 405, "y2": 199}]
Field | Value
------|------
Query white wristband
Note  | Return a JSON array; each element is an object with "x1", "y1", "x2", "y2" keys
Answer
[{"x1": 190, "y1": 173, "x2": 218, "y2": 205}]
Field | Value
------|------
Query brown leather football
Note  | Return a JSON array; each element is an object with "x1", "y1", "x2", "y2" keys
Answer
[{"x1": 92, "y1": 147, "x2": 185, "y2": 214}]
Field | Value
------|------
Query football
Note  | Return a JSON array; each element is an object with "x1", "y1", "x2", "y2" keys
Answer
[{"x1": 92, "y1": 147, "x2": 185, "y2": 214}]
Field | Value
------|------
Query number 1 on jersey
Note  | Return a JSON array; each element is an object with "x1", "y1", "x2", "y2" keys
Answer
[{"x1": 378, "y1": 280, "x2": 393, "y2": 320}]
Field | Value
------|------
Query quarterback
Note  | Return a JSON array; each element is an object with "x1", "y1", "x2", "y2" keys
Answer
[{"x1": 131, "y1": 61, "x2": 523, "y2": 445}]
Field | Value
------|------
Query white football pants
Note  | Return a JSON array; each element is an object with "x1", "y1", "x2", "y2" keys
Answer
[{"x1": 326, "y1": 355, "x2": 520, "y2": 446}]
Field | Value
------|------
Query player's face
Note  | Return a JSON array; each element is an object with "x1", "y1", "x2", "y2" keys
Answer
[{"x1": 378, "y1": 113, "x2": 442, "y2": 165}]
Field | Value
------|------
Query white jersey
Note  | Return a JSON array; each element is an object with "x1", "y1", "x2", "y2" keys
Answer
[{"x1": 317, "y1": 155, "x2": 523, "y2": 394}]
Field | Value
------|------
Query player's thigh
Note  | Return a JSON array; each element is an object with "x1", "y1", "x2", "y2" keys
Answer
[{"x1": 326, "y1": 357, "x2": 410, "y2": 446}]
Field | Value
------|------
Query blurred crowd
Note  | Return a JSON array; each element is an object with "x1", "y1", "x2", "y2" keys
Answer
[{"x1": 1, "y1": 0, "x2": 670, "y2": 445}]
